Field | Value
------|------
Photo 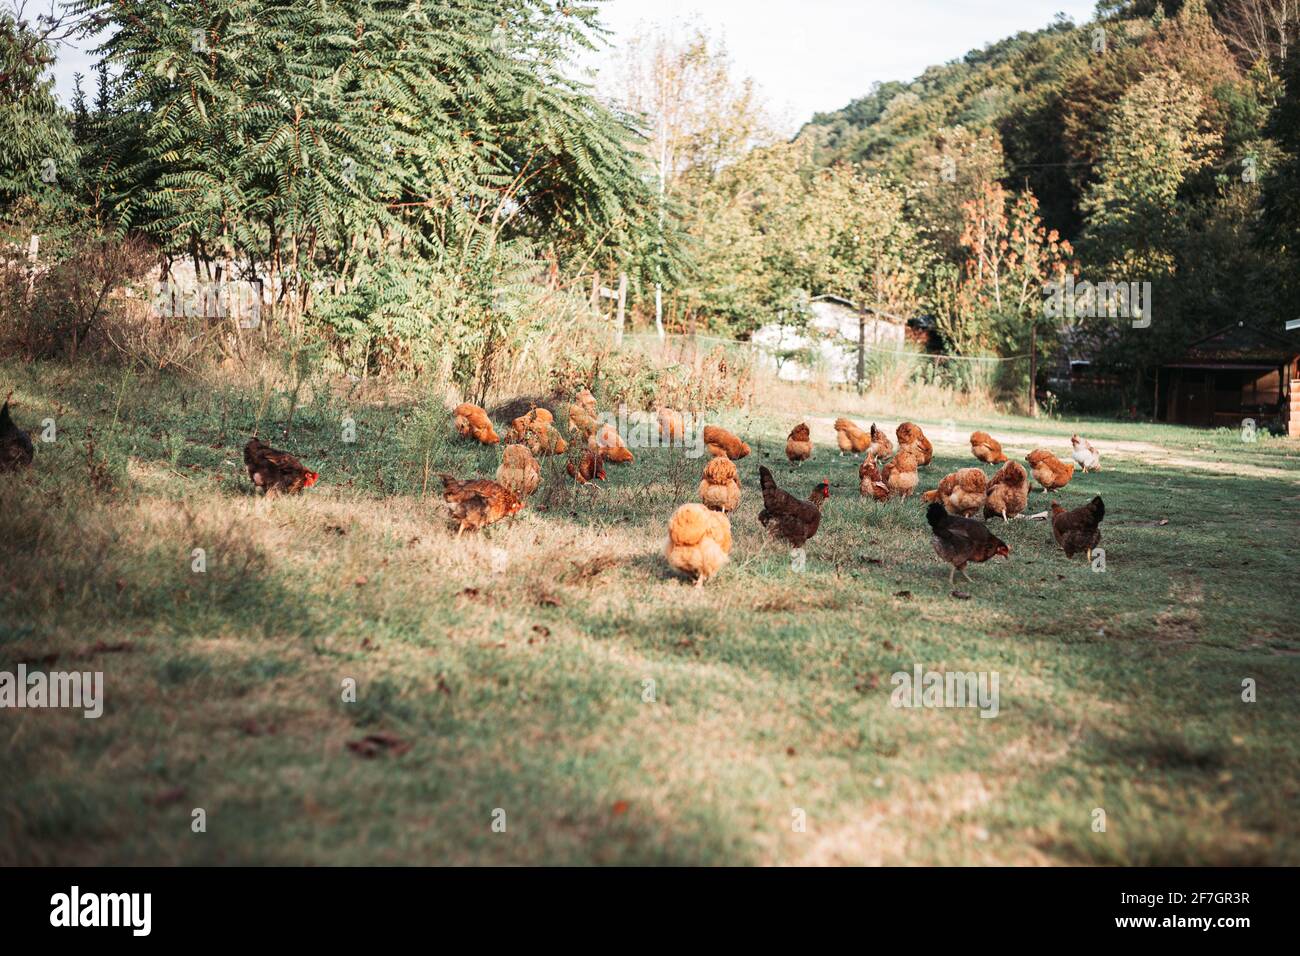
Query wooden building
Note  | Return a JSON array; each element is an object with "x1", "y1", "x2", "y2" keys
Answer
[{"x1": 1157, "y1": 324, "x2": 1300, "y2": 436}]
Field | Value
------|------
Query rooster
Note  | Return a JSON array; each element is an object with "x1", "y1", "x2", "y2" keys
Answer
[
  {"x1": 665, "y1": 502, "x2": 732, "y2": 587},
  {"x1": 699, "y1": 455, "x2": 741, "y2": 512},
  {"x1": 0, "y1": 394, "x2": 34, "y2": 472},
  {"x1": 704, "y1": 425, "x2": 750, "y2": 460},
  {"x1": 859, "y1": 452, "x2": 889, "y2": 501},
  {"x1": 834, "y1": 418, "x2": 870, "y2": 455},
  {"x1": 970, "y1": 431, "x2": 1007, "y2": 464},
  {"x1": 453, "y1": 402, "x2": 499, "y2": 445},
  {"x1": 1025, "y1": 449, "x2": 1075, "y2": 493},
  {"x1": 439, "y1": 475, "x2": 522, "y2": 536},
  {"x1": 921, "y1": 467, "x2": 987, "y2": 517},
  {"x1": 757, "y1": 466, "x2": 830, "y2": 562},
  {"x1": 927, "y1": 502, "x2": 1010, "y2": 587},
  {"x1": 1071, "y1": 434, "x2": 1101, "y2": 472},
  {"x1": 983, "y1": 460, "x2": 1028, "y2": 522},
  {"x1": 785, "y1": 422, "x2": 812, "y2": 465},
  {"x1": 244, "y1": 437, "x2": 319, "y2": 496},
  {"x1": 896, "y1": 421, "x2": 933, "y2": 467},
  {"x1": 496, "y1": 444, "x2": 541, "y2": 498},
  {"x1": 866, "y1": 423, "x2": 893, "y2": 459},
  {"x1": 1051, "y1": 496, "x2": 1105, "y2": 560}
]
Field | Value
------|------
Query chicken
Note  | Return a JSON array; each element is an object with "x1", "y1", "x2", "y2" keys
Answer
[
  {"x1": 1051, "y1": 495, "x2": 1105, "y2": 560},
  {"x1": 785, "y1": 422, "x2": 812, "y2": 464},
  {"x1": 866, "y1": 423, "x2": 894, "y2": 459},
  {"x1": 439, "y1": 474, "x2": 522, "y2": 536},
  {"x1": 1071, "y1": 434, "x2": 1102, "y2": 472},
  {"x1": 969, "y1": 431, "x2": 1007, "y2": 464},
  {"x1": 834, "y1": 418, "x2": 870, "y2": 455},
  {"x1": 587, "y1": 422, "x2": 632, "y2": 464},
  {"x1": 658, "y1": 407, "x2": 685, "y2": 443},
  {"x1": 895, "y1": 421, "x2": 933, "y2": 467},
  {"x1": 508, "y1": 407, "x2": 555, "y2": 443},
  {"x1": 1025, "y1": 449, "x2": 1075, "y2": 493},
  {"x1": 859, "y1": 452, "x2": 889, "y2": 501},
  {"x1": 566, "y1": 448, "x2": 606, "y2": 484},
  {"x1": 575, "y1": 388, "x2": 597, "y2": 416},
  {"x1": 453, "y1": 402, "x2": 499, "y2": 445},
  {"x1": 983, "y1": 460, "x2": 1029, "y2": 522},
  {"x1": 243, "y1": 437, "x2": 319, "y2": 496},
  {"x1": 568, "y1": 401, "x2": 599, "y2": 439},
  {"x1": 882, "y1": 449, "x2": 919, "y2": 499},
  {"x1": 927, "y1": 502, "x2": 1010, "y2": 587},
  {"x1": 664, "y1": 502, "x2": 733, "y2": 587},
  {"x1": 704, "y1": 425, "x2": 750, "y2": 460},
  {"x1": 495, "y1": 443, "x2": 541, "y2": 498},
  {"x1": 757, "y1": 466, "x2": 830, "y2": 560},
  {"x1": 0, "y1": 394, "x2": 34, "y2": 472},
  {"x1": 699, "y1": 455, "x2": 741, "y2": 512},
  {"x1": 921, "y1": 467, "x2": 987, "y2": 517},
  {"x1": 512, "y1": 413, "x2": 567, "y2": 457}
]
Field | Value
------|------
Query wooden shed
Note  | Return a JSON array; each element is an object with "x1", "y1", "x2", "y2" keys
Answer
[{"x1": 1156, "y1": 324, "x2": 1300, "y2": 435}]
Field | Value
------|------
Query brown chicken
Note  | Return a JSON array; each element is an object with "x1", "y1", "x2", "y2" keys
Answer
[
  {"x1": 834, "y1": 418, "x2": 870, "y2": 455},
  {"x1": 508, "y1": 407, "x2": 555, "y2": 443},
  {"x1": 496, "y1": 444, "x2": 541, "y2": 498},
  {"x1": 704, "y1": 425, "x2": 750, "y2": 460},
  {"x1": 589, "y1": 422, "x2": 633, "y2": 464},
  {"x1": 568, "y1": 401, "x2": 599, "y2": 439},
  {"x1": 243, "y1": 437, "x2": 319, "y2": 496},
  {"x1": 664, "y1": 502, "x2": 733, "y2": 587},
  {"x1": 453, "y1": 402, "x2": 499, "y2": 445},
  {"x1": 896, "y1": 421, "x2": 933, "y2": 467},
  {"x1": 699, "y1": 455, "x2": 741, "y2": 512},
  {"x1": 867, "y1": 423, "x2": 894, "y2": 459},
  {"x1": 1026, "y1": 449, "x2": 1075, "y2": 493},
  {"x1": 882, "y1": 449, "x2": 920, "y2": 499},
  {"x1": 859, "y1": 452, "x2": 889, "y2": 501},
  {"x1": 0, "y1": 395, "x2": 34, "y2": 472},
  {"x1": 970, "y1": 431, "x2": 1007, "y2": 464},
  {"x1": 983, "y1": 460, "x2": 1029, "y2": 522},
  {"x1": 785, "y1": 422, "x2": 812, "y2": 464},
  {"x1": 927, "y1": 502, "x2": 1010, "y2": 586},
  {"x1": 567, "y1": 448, "x2": 606, "y2": 484},
  {"x1": 511, "y1": 415, "x2": 567, "y2": 457},
  {"x1": 921, "y1": 467, "x2": 987, "y2": 517},
  {"x1": 658, "y1": 407, "x2": 685, "y2": 443},
  {"x1": 1051, "y1": 496, "x2": 1105, "y2": 560},
  {"x1": 439, "y1": 474, "x2": 523, "y2": 536},
  {"x1": 757, "y1": 465, "x2": 830, "y2": 556}
]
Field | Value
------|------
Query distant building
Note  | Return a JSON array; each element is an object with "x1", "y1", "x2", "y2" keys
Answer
[
  {"x1": 752, "y1": 294, "x2": 906, "y2": 383},
  {"x1": 1157, "y1": 324, "x2": 1300, "y2": 436}
]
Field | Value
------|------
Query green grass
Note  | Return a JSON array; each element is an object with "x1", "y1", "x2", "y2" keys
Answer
[{"x1": 1, "y1": 358, "x2": 1297, "y2": 865}]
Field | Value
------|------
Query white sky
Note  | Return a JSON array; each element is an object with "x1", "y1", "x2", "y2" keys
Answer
[{"x1": 49, "y1": 0, "x2": 1102, "y2": 128}]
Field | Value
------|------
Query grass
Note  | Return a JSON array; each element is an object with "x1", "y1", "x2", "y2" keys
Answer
[{"x1": 1, "y1": 357, "x2": 1298, "y2": 865}]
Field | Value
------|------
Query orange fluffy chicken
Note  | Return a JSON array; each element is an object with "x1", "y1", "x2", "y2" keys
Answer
[
  {"x1": 786, "y1": 422, "x2": 812, "y2": 464},
  {"x1": 568, "y1": 401, "x2": 599, "y2": 439},
  {"x1": 882, "y1": 449, "x2": 919, "y2": 499},
  {"x1": 657, "y1": 407, "x2": 685, "y2": 443},
  {"x1": 508, "y1": 406, "x2": 554, "y2": 443},
  {"x1": 866, "y1": 423, "x2": 893, "y2": 459},
  {"x1": 453, "y1": 402, "x2": 499, "y2": 445},
  {"x1": 699, "y1": 455, "x2": 741, "y2": 512},
  {"x1": 895, "y1": 421, "x2": 933, "y2": 467},
  {"x1": 983, "y1": 460, "x2": 1029, "y2": 522},
  {"x1": 859, "y1": 453, "x2": 889, "y2": 501},
  {"x1": 969, "y1": 431, "x2": 1007, "y2": 464},
  {"x1": 921, "y1": 467, "x2": 987, "y2": 517},
  {"x1": 664, "y1": 502, "x2": 733, "y2": 587},
  {"x1": 834, "y1": 418, "x2": 870, "y2": 455},
  {"x1": 1025, "y1": 448, "x2": 1075, "y2": 493},
  {"x1": 703, "y1": 425, "x2": 750, "y2": 460},
  {"x1": 590, "y1": 422, "x2": 633, "y2": 464},
  {"x1": 495, "y1": 443, "x2": 541, "y2": 498}
]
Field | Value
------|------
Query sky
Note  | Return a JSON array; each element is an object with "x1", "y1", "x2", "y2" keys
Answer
[{"x1": 48, "y1": 0, "x2": 1102, "y2": 128}]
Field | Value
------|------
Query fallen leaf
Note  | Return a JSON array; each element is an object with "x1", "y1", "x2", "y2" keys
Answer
[
  {"x1": 346, "y1": 732, "x2": 411, "y2": 758},
  {"x1": 611, "y1": 800, "x2": 630, "y2": 816},
  {"x1": 951, "y1": 590, "x2": 972, "y2": 600}
]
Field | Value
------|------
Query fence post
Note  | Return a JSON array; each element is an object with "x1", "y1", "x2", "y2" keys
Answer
[
  {"x1": 857, "y1": 306, "x2": 867, "y2": 395},
  {"x1": 615, "y1": 272, "x2": 627, "y2": 346}
]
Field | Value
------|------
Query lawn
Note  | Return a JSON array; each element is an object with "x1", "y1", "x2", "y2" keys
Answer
[{"x1": 1, "y1": 358, "x2": 1297, "y2": 865}]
